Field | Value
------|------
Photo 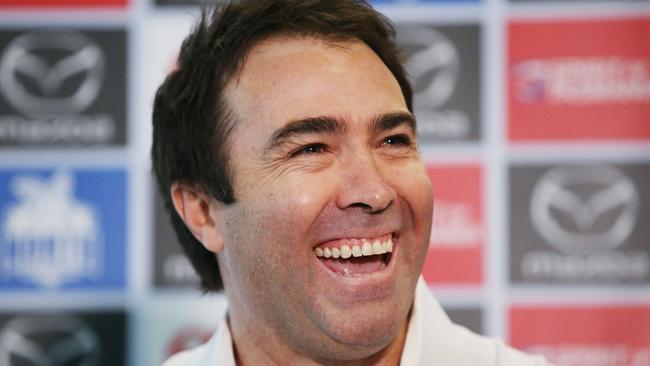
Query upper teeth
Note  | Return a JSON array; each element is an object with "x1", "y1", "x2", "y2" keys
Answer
[{"x1": 314, "y1": 238, "x2": 393, "y2": 258}]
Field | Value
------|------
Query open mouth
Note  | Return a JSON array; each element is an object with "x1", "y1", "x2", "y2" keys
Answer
[{"x1": 313, "y1": 234, "x2": 394, "y2": 277}]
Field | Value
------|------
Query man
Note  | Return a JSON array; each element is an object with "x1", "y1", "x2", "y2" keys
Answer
[{"x1": 152, "y1": 0, "x2": 550, "y2": 365}]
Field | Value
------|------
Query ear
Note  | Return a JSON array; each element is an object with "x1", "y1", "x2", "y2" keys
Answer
[{"x1": 170, "y1": 183, "x2": 224, "y2": 253}]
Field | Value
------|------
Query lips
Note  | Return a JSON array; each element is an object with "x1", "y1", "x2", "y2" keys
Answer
[{"x1": 314, "y1": 234, "x2": 394, "y2": 277}]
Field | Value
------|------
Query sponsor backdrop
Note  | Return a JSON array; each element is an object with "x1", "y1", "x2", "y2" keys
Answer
[
  {"x1": 0, "y1": 311, "x2": 127, "y2": 365},
  {"x1": 0, "y1": 29, "x2": 127, "y2": 147},
  {"x1": 0, "y1": 168, "x2": 127, "y2": 290},
  {"x1": 0, "y1": 0, "x2": 648, "y2": 365}
]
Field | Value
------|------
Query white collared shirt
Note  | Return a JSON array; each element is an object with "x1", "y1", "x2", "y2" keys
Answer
[{"x1": 163, "y1": 278, "x2": 551, "y2": 366}]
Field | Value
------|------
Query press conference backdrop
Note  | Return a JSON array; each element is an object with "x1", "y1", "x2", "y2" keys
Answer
[{"x1": 0, "y1": 0, "x2": 648, "y2": 365}]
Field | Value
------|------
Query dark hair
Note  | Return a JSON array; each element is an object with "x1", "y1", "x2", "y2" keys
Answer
[{"x1": 152, "y1": 0, "x2": 413, "y2": 292}]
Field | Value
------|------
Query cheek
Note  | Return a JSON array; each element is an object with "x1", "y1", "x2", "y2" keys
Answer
[
  {"x1": 229, "y1": 176, "x2": 331, "y2": 259},
  {"x1": 416, "y1": 176, "x2": 434, "y2": 228},
  {"x1": 396, "y1": 163, "x2": 434, "y2": 223},
  {"x1": 263, "y1": 183, "x2": 323, "y2": 227},
  {"x1": 221, "y1": 179, "x2": 332, "y2": 306},
  {"x1": 393, "y1": 163, "x2": 434, "y2": 263}
]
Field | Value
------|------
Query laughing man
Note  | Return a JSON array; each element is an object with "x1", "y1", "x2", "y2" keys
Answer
[{"x1": 152, "y1": 0, "x2": 550, "y2": 365}]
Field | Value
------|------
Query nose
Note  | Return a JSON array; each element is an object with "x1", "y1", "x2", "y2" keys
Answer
[{"x1": 335, "y1": 152, "x2": 395, "y2": 213}]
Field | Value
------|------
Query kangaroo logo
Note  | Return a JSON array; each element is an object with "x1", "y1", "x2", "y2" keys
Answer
[{"x1": 1, "y1": 171, "x2": 104, "y2": 288}]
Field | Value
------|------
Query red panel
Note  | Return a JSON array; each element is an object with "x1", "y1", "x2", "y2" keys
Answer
[
  {"x1": 508, "y1": 18, "x2": 650, "y2": 142},
  {"x1": 510, "y1": 306, "x2": 650, "y2": 366},
  {"x1": 422, "y1": 164, "x2": 484, "y2": 285},
  {"x1": 422, "y1": 247, "x2": 482, "y2": 284}
]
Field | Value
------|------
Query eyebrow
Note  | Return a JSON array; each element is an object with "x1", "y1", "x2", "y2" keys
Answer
[
  {"x1": 369, "y1": 111, "x2": 417, "y2": 135},
  {"x1": 265, "y1": 111, "x2": 417, "y2": 152},
  {"x1": 267, "y1": 116, "x2": 347, "y2": 151}
]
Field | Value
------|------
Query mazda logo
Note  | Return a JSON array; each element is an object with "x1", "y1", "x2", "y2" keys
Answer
[
  {"x1": 530, "y1": 166, "x2": 639, "y2": 255},
  {"x1": 0, "y1": 31, "x2": 105, "y2": 117},
  {"x1": 0, "y1": 315, "x2": 100, "y2": 366}
]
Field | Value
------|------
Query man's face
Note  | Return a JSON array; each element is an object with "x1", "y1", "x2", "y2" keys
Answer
[{"x1": 215, "y1": 36, "x2": 433, "y2": 360}]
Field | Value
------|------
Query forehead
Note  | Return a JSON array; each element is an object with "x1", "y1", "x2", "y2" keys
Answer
[{"x1": 224, "y1": 36, "x2": 407, "y2": 133}]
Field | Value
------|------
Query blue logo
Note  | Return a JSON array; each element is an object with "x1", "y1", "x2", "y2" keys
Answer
[{"x1": 0, "y1": 168, "x2": 126, "y2": 290}]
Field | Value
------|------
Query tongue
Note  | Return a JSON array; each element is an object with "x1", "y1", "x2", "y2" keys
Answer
[{"x1": 320, "y1": 255, "x2": 384, "y2": 276}]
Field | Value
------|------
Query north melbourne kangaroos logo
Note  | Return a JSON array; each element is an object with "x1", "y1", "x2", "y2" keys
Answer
[{"x1": 1, "y1": 171, "x2": 104, "y2": 288}]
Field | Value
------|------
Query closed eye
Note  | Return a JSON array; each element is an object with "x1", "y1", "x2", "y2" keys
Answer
[{"x1": 289, "y1": 143, "x2": 328, "y2": 157}]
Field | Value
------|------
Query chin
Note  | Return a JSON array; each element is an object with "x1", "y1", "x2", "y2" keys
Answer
[{"x1": 313, "y1": 302, "x2": 408, "y2": 360}]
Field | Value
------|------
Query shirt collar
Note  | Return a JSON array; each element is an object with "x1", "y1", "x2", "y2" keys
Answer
[{"x1": 400, "y1": 276, "x2": 458, "y2": 366}]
